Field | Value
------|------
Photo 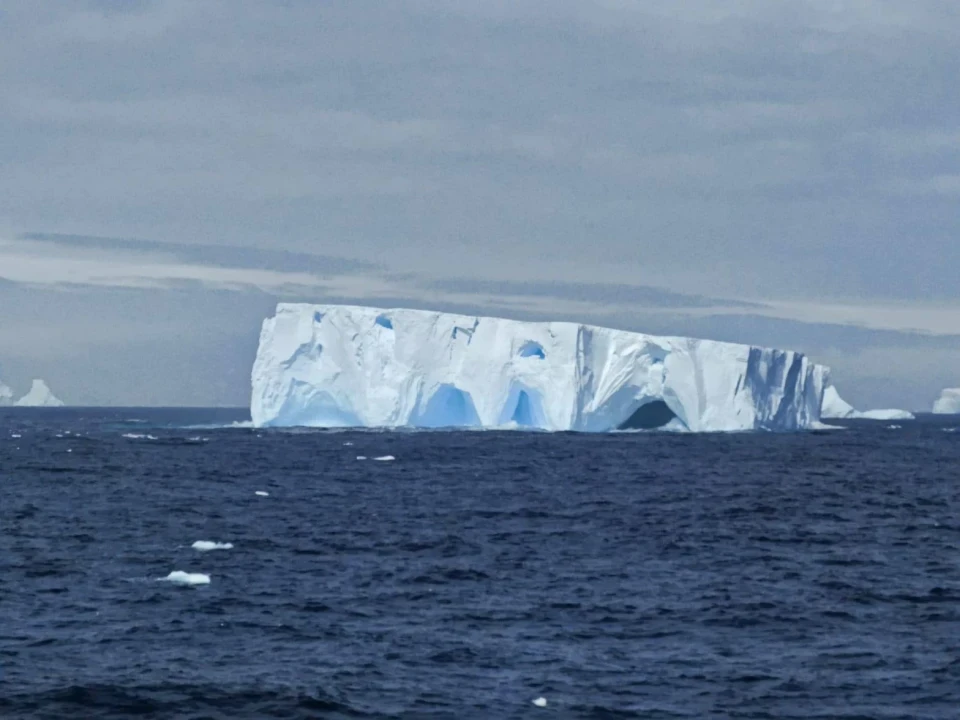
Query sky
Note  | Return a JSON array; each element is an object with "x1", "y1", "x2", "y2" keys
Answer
[{"x1": 1, "y1": 0, "x2": 959, "y2": 409}]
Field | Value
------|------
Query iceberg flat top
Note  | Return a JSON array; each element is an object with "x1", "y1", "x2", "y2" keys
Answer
[{"x1": 251, "y1": 304, "x2": 827, "y2": 433}]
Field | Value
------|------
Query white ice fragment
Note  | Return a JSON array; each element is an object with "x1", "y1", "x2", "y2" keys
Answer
[
  {"x1": 373, "y1": 455, "x2": 395, "y2": 461},
  {"x1": 191, "y1": 541, "x2": 234, "y2": 551},
  {"x1": 255, "y1": 490, "x2": 270, "y2": 496},
  {"x1": 356, "y1": 455, "x2": 367, "y2": 460},
  {"x1": 251, "y1": 304, "x2": 828, "y2": 432},
  {"x1": 122, "y1": 433, "x2": 159, "y2": 440},
  {"x1": 160, "y1": 571, "x2": 210, "y2": 585},
  {"x1": 533, "y1": 697, "x2": 548, "y2": 708}
]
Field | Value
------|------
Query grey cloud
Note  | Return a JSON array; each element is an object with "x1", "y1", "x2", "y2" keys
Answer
[
  {"x1": 421, "y1": 277, "x2": 763, "y2": 310},
  {"x1": 20, "y1": 233, "x2": 379, "y2": 277}
]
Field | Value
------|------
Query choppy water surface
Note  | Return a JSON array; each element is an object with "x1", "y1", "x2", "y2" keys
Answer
[{"x1": 2, "y1": 408, "x2": 959, "y2": 719}]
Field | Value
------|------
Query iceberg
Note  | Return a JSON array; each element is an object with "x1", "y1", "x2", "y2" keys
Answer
[
  {"x1": 933, "y1": 388, "x2": 960, "y2": 414},
  {"x1": 820, "y1": 383, "x2": 914, "y2": 421},
  {"x1": 820, "y1": 384, "x2": 857, "y2": 419},
  {"x1": 251, "y1": 304, "x2": 828, "y2": 432},
  {"x1": 15, "y1": 379, "x2": 65, "y2": 408},
  {"x1": 0, "y1": 380, "x2": 13, "y2": 407}
]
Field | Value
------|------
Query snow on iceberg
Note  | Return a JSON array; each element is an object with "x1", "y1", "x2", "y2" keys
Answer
[
  {"x1": 251, "y1": 304, "x2": 828, "y2": 432},
  {"x1": 14, "y1": 379, "x2": 64, "y2": 407},
  {"x1": 819, "y1": 383, "x2": 914, "y2": 421},
  {"x1": 933, "y1": 388, "x2": 960, "y2": 415}
]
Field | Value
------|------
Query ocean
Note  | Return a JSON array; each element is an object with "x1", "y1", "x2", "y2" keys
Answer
[{"x1": 2, "y1": 408, "x2": 959, "y2": 719}]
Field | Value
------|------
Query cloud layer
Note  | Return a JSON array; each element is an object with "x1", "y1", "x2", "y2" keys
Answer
[{"x1": 1, "y1": 1, "x2": 958, "y2": 408}]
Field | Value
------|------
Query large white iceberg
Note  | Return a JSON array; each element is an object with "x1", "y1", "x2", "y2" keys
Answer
[
  {"x1": 820, "y1": 383, "x2": 914, "y2": 421},
  {"x1": 15, "y1": 379, "x2": 65, "y2": 407},
  {"x1": 933, "y1": 388, "x2": 960, "y2": 414},
  {"x1": 251, "y1": 304, "x2": 828, "y2": 432}
]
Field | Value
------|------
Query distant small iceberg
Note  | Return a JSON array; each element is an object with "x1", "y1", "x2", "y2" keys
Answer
[
  {"x1": 933, "y1": 388, "x2": 960, "y2": 415},
  {"x1": 0, "y1": 374, "x2": 64, "y2": 407},
  {"x1": 858, "y1": 408, "x2": 914, "y2": 421},
  {"x1": 15, "y1": 379, "x2": 64, "y2": 407},
  {"x1": 820, "y1": 384, "x2": 914, "y2": 421}
]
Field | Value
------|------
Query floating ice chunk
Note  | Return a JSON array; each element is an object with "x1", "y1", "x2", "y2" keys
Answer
[
  {"x1": 11, "y1": 433, "x2": 21, "y2": 438},
  {"x1": 160, "y1": 571, "x2": 210, "y2": 585},
  {"x1": 343, "y1": 441, "x2": 354, "y2": 446},
  {"x1": 191, "y1": 541, "x2": 234, "y2": 551},
  {"x1": 122, "y1": 433, "x2": 159, "y2": 440},
  {"x1": 887, "y1": 424, "x2": 902, "y2": 429},
  {"x1": 532, "y1": 697, "x2": 548, "y2": 707},
  {"x1": 373, "y1": 455, "x2": 395, "y2": 461},
  {"x1": 356, "y1": 455, "x2": 367, "y2": 460},
  {"x1": 255, "y1": 490, "x2": 270, "y2": 496}
]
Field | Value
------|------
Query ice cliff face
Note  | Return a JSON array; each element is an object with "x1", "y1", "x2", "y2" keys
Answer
[
  {"x1": 251, "y1": 304, "x2": 828, "y2": 432},
  {"x1": 933, "y1": 388, "x2": 960, "y2": 414},
  {"x1": 14, "y1": 379, "x2": 64, "y2": 407}
]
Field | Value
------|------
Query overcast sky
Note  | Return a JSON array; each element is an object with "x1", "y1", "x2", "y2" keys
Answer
[{"x1": 1, "y1": 1, "x2": 959, "y2": 410}]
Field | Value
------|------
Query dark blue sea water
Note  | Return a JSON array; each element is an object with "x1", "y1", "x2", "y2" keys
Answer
[{"x1": 2, "y1": 408, "x2": 959, "y2": 719}]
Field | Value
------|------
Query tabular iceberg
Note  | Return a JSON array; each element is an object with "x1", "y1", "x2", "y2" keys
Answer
[
  {"x1": 251, "y1": 304, "x2": 828, "y2": 432},
  {"x1": 933, "y1": 388, "x2": 960, "y2": 414}
]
